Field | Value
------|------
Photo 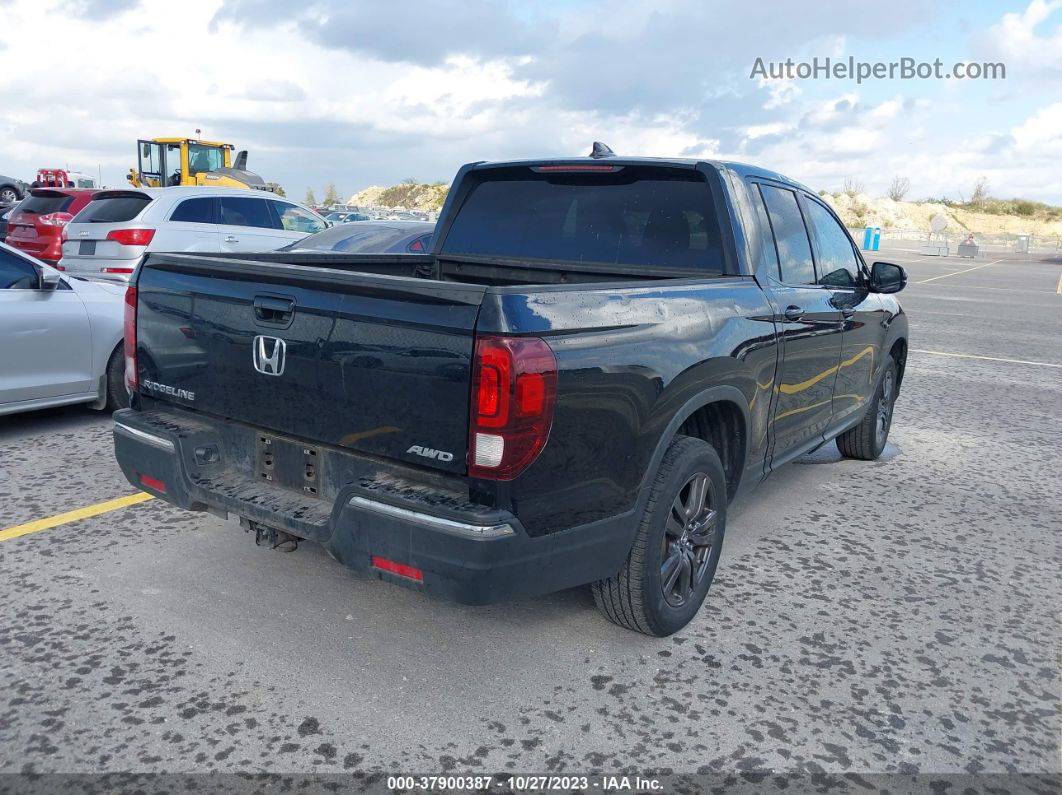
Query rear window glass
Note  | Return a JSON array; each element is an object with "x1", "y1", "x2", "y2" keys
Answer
[
  {"x1": 170, "y1": 197, "x2": 216, "y2": 223},
  {"x1": 19, "y1": 194, "x2": 74, "y2": 215},
  {"x1": 441, "y1": 167, "x2": 724, "y2": 271},
  {"x1": 76, "y1": 195, "x2": 151, "y2": 223}
]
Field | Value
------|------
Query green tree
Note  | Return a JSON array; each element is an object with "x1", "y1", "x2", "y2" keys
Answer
[
  {"x1": 267, "y1": 182, "x2": 286, "y2": 197},
  {"x1": 304, "y1": 187, "x2": 317, "y2": 206},
  {"x1": 323, "y1": 183, "x2": 341, "y2": 206}
]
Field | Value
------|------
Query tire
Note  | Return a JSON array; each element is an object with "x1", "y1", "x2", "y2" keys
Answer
[
  {"x1": 836, "y1": 358, "x2": 898, "y2": 460},
  {"x1": 592, "y1": 436, "x2": 727, "y2": 637},
  {"x1": 104, "y1": 346, "x2": 130, "y2": 411},
  {"x1": 0, "y1": 186, "x2": 18, "y2": 203}
]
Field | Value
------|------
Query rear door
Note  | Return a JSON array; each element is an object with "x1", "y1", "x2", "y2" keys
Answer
[
  {"x1": 153, "y1": 196, "x2": 221, "y2": 253},
  {"x1": 0, "y1": 250, "x2": 93, "y2": 405},
  {"x1": 135, "y1": 256, "x2": 486, "y2": 473},
  {"x1": 219, "y1": 196, "x2": 289, "y2": 252},
  {"x1": 754, "y1": 182, "x2": 845, "y2": 462}
]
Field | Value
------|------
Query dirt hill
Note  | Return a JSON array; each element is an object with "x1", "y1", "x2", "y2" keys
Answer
[
  {"x1": 347, "y1": 183, "x2": 449, "y2": 211},
  {"x1": 823, "y1": 193, "x2": 1062, "y2": 237},
  {"x1": 348, "y1": 181, "x2": 1061, "y2": 238}
]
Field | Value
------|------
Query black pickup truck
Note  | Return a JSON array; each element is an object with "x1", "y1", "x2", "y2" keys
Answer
[{"x1": 113, "y1": 149, "x2": 908, "y2": 636}]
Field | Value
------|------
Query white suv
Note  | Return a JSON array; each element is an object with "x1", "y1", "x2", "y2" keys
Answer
[{"x1": 59, "y1": 187, "x2": 327, "y2": 282}]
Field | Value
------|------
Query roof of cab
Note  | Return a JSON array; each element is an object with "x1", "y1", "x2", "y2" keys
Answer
[{"x1": 468, "y1": 155, "x2": 817, "y2": 197}]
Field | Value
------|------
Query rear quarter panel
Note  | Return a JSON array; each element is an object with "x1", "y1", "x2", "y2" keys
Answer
[{"x1": 477, "y1": 278, "x2": 778, "y2": 534}]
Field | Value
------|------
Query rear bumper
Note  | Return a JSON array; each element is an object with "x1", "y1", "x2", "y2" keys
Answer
[
  {"x1": 8, "y1": 235, "x2": 61, "y2": 262},
  {"x1": 59, "y1": 255, "x2": 137, "y2": 282},
  {"x1": 112, "y1": 408, "x2": 635, "y2": 605}
]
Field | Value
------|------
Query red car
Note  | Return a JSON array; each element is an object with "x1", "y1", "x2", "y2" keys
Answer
[{"x1": 4, "y1": 187, "x2": 100, "y2": 264}]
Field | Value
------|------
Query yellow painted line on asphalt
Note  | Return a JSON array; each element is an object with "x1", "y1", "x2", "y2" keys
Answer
[
  {"x1": 915, "y1": 259, "x2": 1003, "y2": 284},
  {"x1": 0, "y1": 492, "x2": 154, "y2": 542},
  {"x1": 912, "y1": 349, "x2": 1062, "y2": 369}
]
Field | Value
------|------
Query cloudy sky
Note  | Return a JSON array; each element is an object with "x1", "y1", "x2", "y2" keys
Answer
[{"x1": 1, "y1": 0, "x2": 1060, "y2": 201}]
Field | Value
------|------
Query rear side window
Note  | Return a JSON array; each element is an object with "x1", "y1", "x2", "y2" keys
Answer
[
  {"x1": 758, "y1": 185, "x2": 815, "y2": 285},
  {"x1": 170, "y1": 197, "x2": 216, "y2": 223},
  {"x1": 803, "y1": 199, "x2": 860, "y2": 287},
  {"x1": 221, "y1": 197, "x2": 276, "y2": 229},
  {"x1": 18, "y1": 194, "x2": 74, "y2": 215},
  {"x1": 75, "y1": 195, "x2": 151, "y2": 223},
  {"x1": 441, "y1": 167, "x2": 725, "y2": 271}
]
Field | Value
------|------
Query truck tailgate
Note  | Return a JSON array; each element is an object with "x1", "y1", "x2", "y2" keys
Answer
[{"x1": 134, "y1": 254, "x2": 485, "y2": 474}]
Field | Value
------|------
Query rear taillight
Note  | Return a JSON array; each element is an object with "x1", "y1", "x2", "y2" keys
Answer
[
  {"x1": 124, "y1": 286, "x2": 137, "y2": 392},
  {"x1": 39, "y1": 212, "x2": 73, "y2": 227},
  {"x1": 468, "y1": 335, "x2": 557, "y2": 480},
  {"x1": 107, "y1": 228, "x2": 155, "y2": 246}
]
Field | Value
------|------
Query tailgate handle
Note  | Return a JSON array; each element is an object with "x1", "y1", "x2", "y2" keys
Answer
[{"x1": 253, "y1": 295, "x2": 295, "y2": 324}]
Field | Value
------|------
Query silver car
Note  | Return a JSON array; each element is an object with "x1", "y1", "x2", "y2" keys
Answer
[
  {"x1": 0, "y1": 242, "x2": 127, "y2": 416},
  {"x1": 59, "y1": 187, "x2": 328, "y2": 283}
]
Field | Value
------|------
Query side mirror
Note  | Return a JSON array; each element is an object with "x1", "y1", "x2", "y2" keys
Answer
[
  {"x1": 869, "y1": 261, "x2": 907, "y2": 294},
  {"x1": 39, "y1": 266, "x2": 61, "y2": 291}
]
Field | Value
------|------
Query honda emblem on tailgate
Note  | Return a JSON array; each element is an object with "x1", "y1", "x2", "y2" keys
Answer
[{"x1": 252, "y1": 335, "x2": 286, "y2": 376}]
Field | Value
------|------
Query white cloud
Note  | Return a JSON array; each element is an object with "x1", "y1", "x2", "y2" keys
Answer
[
  {"x1": 980, "y1": 0, "x2": 1062, "y2": 74},
  {"x1": 0, "y1": 0, "x2": 1057, "y2": 202}
]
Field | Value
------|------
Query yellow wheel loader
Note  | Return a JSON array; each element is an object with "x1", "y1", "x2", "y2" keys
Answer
[{"x1": 127, "y1": 138, "x2": 272, "y2": 191}]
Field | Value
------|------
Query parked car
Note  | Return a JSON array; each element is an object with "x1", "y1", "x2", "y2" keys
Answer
[
  {"x1": 324, "y1": 211, "x2": 369, "y2": 224},
  {"x1": 59, "y1": 187, "x2": 327, "y2": 282},
  {"x1": 0, "y1": 242, "x2": 127, "y2": 416},
  {"x1": 32, "y1": 169, "x2": 100, "y2": 189},
  {"x1": 0, "y1": 204, "x2": 16, "y2": 239},
  {"x1": 4, "y1": 188, "x2": 101, "y2": 264},
  {"x1": 113, "y1": 150, "x2": 908, "y2": 636},
  {"x1": 0, "y1": 174, "x2": 28, "y2": 204},
  {"x1": 280, "y1": 220, "x2": 434, "y2": 254}
]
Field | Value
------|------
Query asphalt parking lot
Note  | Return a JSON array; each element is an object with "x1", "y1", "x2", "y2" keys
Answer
[{"x1": 1, "y1": 251, "x2": 1059, "y2": 786}]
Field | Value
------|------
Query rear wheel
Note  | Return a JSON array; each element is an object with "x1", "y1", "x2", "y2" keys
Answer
[
  {"x1": 592, "y1": 436, "x2": 727, "y2": 637},
  {"x1": 104, "y1": 346, "x2": 129, "y2": 411},
  {"x1": 836, "y1": 359, "x2": 897, "y2": 460},
  {"x1": 0, "y1": 186, "x2": 18, "y2": 203}
]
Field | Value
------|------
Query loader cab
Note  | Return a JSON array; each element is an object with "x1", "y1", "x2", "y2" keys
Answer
[{"x1": 136, "y1": 139, "x2": 232, "y2": 187}]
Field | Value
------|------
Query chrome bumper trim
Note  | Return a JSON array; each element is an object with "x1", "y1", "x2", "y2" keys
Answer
[
  {"x1": 113, "y1": 422, "x2": 175, "y2": 452},
  {"x1": 348, "y1": 495, "x2": 514, "y2": 537}
]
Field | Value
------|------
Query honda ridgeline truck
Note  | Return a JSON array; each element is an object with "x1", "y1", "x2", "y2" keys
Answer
[{"x1": 113, "y1": 147, "x2": 908, "y2": 636}]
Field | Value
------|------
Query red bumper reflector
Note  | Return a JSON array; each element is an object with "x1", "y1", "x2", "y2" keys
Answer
[
  {"x1": 138, "y1": 474, "x2": 166, "y2": 493},
  {"x1": 371, "y1": 555, "x2": 424, "y2": 582},
  {"x1": 102, "y1": 267, "x2": 135, "y2": 274}
]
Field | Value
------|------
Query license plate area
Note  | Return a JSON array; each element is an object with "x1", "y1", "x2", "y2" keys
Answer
[
  {"x1": 79, "y1": 240, "x2": 96, "y2": 255},
  {"x1": 256, "y1": 434, "x2": 321, "y2": 497}
]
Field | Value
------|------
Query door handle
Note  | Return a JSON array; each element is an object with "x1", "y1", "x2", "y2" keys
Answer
[
  {"x1": 783, "y1": 305, "x2": 804, "y2": 321},
  {"x1": 841, "y1": 307, "x2": 856, "y2": 318},
  {"x1": 225, "y1": 235, "x2": 239, "y2": 243},
  {"x1": 253, "y1": 295, "x2": 295, "y2": 324}
]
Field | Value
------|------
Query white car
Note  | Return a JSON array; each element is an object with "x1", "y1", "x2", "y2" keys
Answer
[
  {"x1": 58, "y1": 187, "x2": 328, "y2": 283},
  {"x1": 0, "y1": 242, "x2": 127, "y2": 416}
]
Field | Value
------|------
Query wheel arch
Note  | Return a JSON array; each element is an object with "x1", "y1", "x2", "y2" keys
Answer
[
  {"x1": 642, "y1": 385, "x2": 750, "y2": 504},
  {"x1": 889, "y1": 336, "x2": 908, "y2": 389}
]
